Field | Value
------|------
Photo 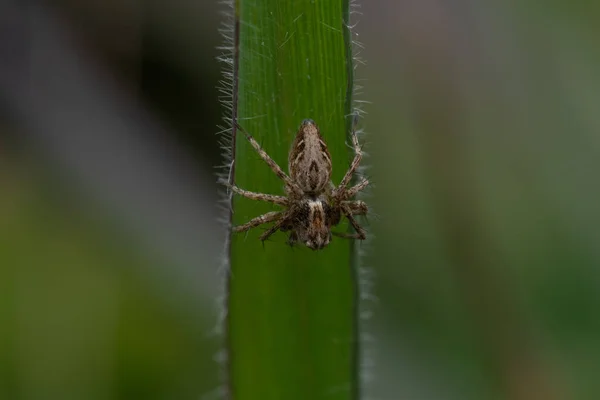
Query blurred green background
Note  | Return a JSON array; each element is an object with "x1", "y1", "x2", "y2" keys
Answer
[{"x1": 2, "y1": 0, "x2": 600, "y2": 399}]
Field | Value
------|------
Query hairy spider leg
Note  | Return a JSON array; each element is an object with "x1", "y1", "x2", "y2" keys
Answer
[
  {"x1": 233, "y1": 211, "x2": 282, "y2": 233},
  {"x1": 332, "y1": 231, "x2": 365, "y2": 240},
  {"x1": 339, "y1": 203, "x2": 367, "y2": 240},
  {"x1": 342, "y1": 200, "x2": 368, "y2": 215},
  {"x1": 287, "y1": 231, "x2": 299, "y2": 247},
  {"x1": 339, "y1": 178, "x2": 369, "y2": 201},
  {"x1": 258, "y1": 212, "x2": 292, "y2": 242},
  {"x1": 225, "y1": 183, "x2": 288, "y2": 206},
  {"x1": 336, "y1": 117, "x2": 363, "y2": 191},
  {"x1": 234, "y1": 122, "x2": 302, "y2": 195}
]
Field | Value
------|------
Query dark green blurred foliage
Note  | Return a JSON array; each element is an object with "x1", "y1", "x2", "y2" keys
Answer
[
  {"x1": 0, "y1": 160, "x2": 217, "y2": 399},
  {"x1": 0, "y1": 1, "x2": 223, "y2": 399},
  {"x1": 362, "y1": 1, "x2": 600, "y2": 399}
]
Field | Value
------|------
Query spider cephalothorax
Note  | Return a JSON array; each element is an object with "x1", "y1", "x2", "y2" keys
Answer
[{"x1": 225, "y1": 118, "x2": 368, "y2": 250}]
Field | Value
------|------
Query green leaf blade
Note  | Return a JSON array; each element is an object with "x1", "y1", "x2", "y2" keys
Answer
[{"x1": 225, "y1": 1, "x2": 358, "y2": 399}]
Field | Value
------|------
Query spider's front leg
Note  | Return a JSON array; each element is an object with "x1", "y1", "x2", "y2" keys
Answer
[
  {"x1": 332, "y1": 200, "x2": 367, "y2": 240},
  {"x1": 258, "y1": 212, "x2": 292, "y2": 242},
  {"x1": 286, "y1": 231, "x2": 299, "y2": 247},
  {"x1": 332, "y1": 231, "x2": 365, "y2": 240}
]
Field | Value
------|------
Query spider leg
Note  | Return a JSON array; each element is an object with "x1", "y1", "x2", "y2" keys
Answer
[
  {"x1": 258, "y1": 213, "x2": 291, "y2": 242},
  {"x1": 336, "y1": 116, "x2": 363, "y2": 192},
  {"x1": 332, "y1": 231, "x2": 365, "y2": 240},
  {"x1": 340, "y1": 204, "x2": 367, "y2": 240},
  {"x1": 225, "y1": 183, "x2": 288, "y2": 206},
  {"x1": 234, "y1": 122, "x2": 302, "y2": 194},
  {"x1": 338, "y1": 178, "x2": 369, "y2": 201},
  {"x1": 342, "y1": 200, "x2": 368, "y2": 215},
  {"x1": 287, "y1": 231, "x2": 299, "y2": 247},
  {"x1": 233, "y1": 211, "x2": 282, "y2": 233}
]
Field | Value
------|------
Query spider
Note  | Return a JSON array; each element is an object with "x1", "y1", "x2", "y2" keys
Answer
[{"x1": 225, "y1": 118, "x2": 369, "y2": 250}]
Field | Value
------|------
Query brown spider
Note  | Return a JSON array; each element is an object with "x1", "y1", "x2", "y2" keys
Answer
[{"x1": 225, "y1": 118, "x2": 369, "y2": 250}]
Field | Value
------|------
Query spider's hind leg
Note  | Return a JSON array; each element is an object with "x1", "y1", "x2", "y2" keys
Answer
[
  {"x1": 336, "y1": 115, "x2": 364, "y2": 192},
  {"x1": 234, "y1": 122, "x2": 301, "y2": 195}
]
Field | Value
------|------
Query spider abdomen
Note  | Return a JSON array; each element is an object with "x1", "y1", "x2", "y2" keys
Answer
[{"x1": 288, "y1": 119, "x2": 332, "y2": 194}]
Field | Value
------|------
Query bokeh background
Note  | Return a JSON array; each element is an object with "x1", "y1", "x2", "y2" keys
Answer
[{"x1": 1, "y1": 1, "x2": 600, "y2": 399}]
